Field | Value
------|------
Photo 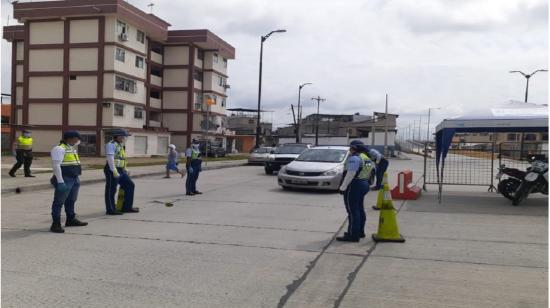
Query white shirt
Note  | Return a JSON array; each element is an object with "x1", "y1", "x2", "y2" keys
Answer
[
  {"x1": 51, "y1": 145, "x2": 68, "y2": 183},
  {"x1": 105, "y1": 142, "x2": 116, "y2": 155},
  {"x1": 51, "y1": 145, "x2": 66, "y2": 161}
]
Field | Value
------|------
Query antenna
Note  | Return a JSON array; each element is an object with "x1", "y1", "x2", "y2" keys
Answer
[{"x1": 147, "y1": 2, "x2": 155, "y2": 14}]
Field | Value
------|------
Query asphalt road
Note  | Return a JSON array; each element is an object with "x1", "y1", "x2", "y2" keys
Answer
[{"x1": 2, "y1": 156, "x2": 547, "y2": 307}]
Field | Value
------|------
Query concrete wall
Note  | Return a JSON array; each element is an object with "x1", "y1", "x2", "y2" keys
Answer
[
  {"x1": 29, "y1": 21, "x2": 64, "y2": 44},
  {"x1": 105, "y1": 16, "x2": 146, "y2": 54},
  {"x1": 162, "y1": 91, "x2": 187, "y2": 109},
  {"x1": 278, "y1": 132, "x2": 396, "y2": 147},
  {"x1": 203, "y1": 51, "x2": 227, "y2": 74},
  {"x1": 16, "y1": 41, "x2": 24, "y2": 60},
  {"x1": 122, "y1": 132, "x2": 171, "y2": 157},
  {"x1": 164, "y1": 46, "x2": 189, "y2": 65},
  {"x1": 28, "y1": 103, "x2": 62, "y2": 125},
  {"x1": 103, "y1": 73, "x2": 146, "y2": 103},
  {"x1": 163, "y1": 113, "x2": 188, "y2": 131},
  {"x1": 31, "y1": 130, "x2": 62, "y2": 152},
  {"x1": 69, "y1": 48, "x2": 98, "y2": 71},
  {"x1": 69, "y1": 19, "x2": 99, "y2": 43},
  {"x1": 16, "y1": 87, "x2": 23, "y2": 105},
  {"x1": 68, "y1": 104, "x2": 96, "y2": 126},
  {"x1": 29, "y1": 49, "x2": 63, "y2": 71},
  {"x1": 69, "y1": 76, "x2": 97, "y2": 98},
  {"x1": 110, "y1": 102, "x2": 146, "y2": 128},
  {"x1": 29, "y1": 76, "x2": 63, "y2": 99},
  {"x1": 16, "y1": 65, "x2": 23, "y2": 83},
  {"x1": 163, "y1": 68, "x2": 188, "y2": 87},
  {"x1": 113, "y1": 47, "x2": 147, "y2": 79}
]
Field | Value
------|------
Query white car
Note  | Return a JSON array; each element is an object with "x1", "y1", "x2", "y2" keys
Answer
[
  {"x1": 277, "y1": 146, "x2": 350, "y2": 191},
  {"x1": 248, "y1": 147, "x2": 274, "y2": 165}
]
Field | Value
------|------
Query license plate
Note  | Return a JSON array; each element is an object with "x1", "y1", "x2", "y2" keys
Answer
[{"x1": 291, "y1": 179, "x2": 308, "y2": 184}]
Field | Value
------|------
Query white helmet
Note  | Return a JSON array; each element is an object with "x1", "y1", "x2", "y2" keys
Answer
[{"x1": 168, "y1": 144, "x2": 176, "y2": 150}]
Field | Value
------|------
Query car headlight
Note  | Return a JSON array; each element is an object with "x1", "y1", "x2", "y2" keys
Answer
[
  {"x1": 279, "y1": 166, "x2": 287, "y2": 174},
  {"x1": 322, "y1": 166, "x2": 343, "y2": 176}
]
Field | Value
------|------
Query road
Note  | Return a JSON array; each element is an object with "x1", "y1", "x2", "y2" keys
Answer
[{"x1": 2, "y1": 155, "x2": 547, "y2": 307}]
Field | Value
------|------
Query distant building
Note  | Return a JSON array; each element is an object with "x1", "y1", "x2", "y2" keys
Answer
[
  {"x1": 1, "y1": 104, "x2": 12, "y2": 150},
  {"x1": 226, "y1": 108, "x2": 273, "y2": 153}
]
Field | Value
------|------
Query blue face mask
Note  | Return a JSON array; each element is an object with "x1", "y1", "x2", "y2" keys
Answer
[{"x1": 23, "y1": 133, "x2": 31, "y2": 137}]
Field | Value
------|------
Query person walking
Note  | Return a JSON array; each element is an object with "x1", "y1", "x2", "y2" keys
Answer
[
  {"x1": 185, "y1": 139, "x2": 203, "y2": 196},
  {"x1": 365, "y1": 146, "x2": 389, "y2": 191},
  {"x1": 337, "y1": 141, "x2": 375, "y2": 242},
  {"x1": 104, "y1": 129, "x2": 139, "y2": 215},
  {"x1": 9, "y1": 130, "x2": 35, "y2": 177},
  {"x1": 49, "y1": 131, "x2": 88, "y2": 233},
  {"x1": 164, "y1": 144, "x2": 184, "y2": 178}
]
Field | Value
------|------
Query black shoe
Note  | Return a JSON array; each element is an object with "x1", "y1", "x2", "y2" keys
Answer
[
  {"x1": 25, "y1": 175, "x2": 36, "y2": 178},
  {"x1": 186, "y1": 192, "x2": 195, "y2": 196},
  {"x1": 50, "y1": 222, "x2": 65, "y2": 233},
  {"x1": 122, "y1": 208, "x2": 139, "y2": 213},
  {"x1": 65, "y1": 217, "x2": 88, "y2": 227},
  {"x1": 106, "y1": 211, "x2": 124, "y2": 215},
  {"x1": 336, "y1": 236, "x2": 360, "y2": 242},
  {"x1": 8, "y1": 171, "x2": 15, "y2": 178},
  {"x1": 193, "y1": 191, "x2": 203, "y2": 195},
  {"x1": 370, "y1": 186, "x2": 380, "y2": 191},
  {"x1": 345, "y1": 232, "x2": 365, "y2": 238}
]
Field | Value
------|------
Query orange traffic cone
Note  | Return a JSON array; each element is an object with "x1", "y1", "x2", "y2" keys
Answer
[
  {"x1": 372, "y1": 172, "x2": 389, "y2": 210},
  {"x1": 372, "y1": 189, "x2": 405, "y2": 243}
]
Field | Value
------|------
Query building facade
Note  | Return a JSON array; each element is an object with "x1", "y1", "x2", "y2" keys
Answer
[{"x1": 3, "y1": 0, "x2": 235, "y2": 156}]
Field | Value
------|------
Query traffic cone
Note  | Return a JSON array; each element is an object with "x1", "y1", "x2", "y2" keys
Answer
[
  {"x1": 372, "y1": 172, "x2": 389, "y2": 210},
  {"x1": 372, "y1": 189, "x2": 405, "y2": 243},
  {"x1": 116, "y1": 188, "x2": 125, "y2": 212}
]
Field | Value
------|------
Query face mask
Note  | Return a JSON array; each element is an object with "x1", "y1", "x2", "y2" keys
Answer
[
  {"x1": 74, "y1": 140, "x2": 81, "y2": 146},
  {"x1": 23, "y1": 133, "x2": 30, "y2": 137}
]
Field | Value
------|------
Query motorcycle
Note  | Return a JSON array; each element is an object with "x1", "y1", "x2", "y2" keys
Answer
[
  {"x1": 496, "y1": 165, "x2": 526, "y2": 200},
  {"x1": 511, "y1": 159, "x2": 548, "y2": 206}
]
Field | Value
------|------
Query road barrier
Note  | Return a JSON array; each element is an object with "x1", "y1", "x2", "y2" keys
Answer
[{"x1": 391, "y1": 170, "x2": 421, "y2": 200}]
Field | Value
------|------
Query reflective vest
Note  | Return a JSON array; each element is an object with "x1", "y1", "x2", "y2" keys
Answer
[
  {"x1": 110, "y1": 141, "x2": 127, "y2": 168},
  {"x1": 17, "y1": 136, "x2": 33, "y2": 150},
  {"x1": 191, "y1": 149, "x2": 200, "y2": 160},
  {"x1": 60, "y1": 143, "x2": 82, "y2": 177},
  {"x1": 356, "y1": 153, "x2": 375, "y2": 180}
]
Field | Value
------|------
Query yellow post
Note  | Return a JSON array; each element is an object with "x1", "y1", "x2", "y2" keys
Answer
[
  {"x1": 372, "y1": 188, "x2": 405, "y2": 243},
  {"x1": 116, "y1": 188, "x2": 125, "y2": 212}
]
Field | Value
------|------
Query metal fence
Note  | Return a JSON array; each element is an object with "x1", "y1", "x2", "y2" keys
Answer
[{"x1": 423, "y1": 142, "x2": 548, "y2": 190}]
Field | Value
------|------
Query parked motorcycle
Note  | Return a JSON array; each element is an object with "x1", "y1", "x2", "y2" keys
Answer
[
  {"x1": 496, "y1": 165, "x2": 526, "y2": 200},
  {"x1": 510, "y1": 159, "x2": 548, "y2": 206}
]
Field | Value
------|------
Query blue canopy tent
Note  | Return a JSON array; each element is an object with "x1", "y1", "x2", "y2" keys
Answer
[{"x1": 434, "y1": 101, "x2": 548, "y2": 202}]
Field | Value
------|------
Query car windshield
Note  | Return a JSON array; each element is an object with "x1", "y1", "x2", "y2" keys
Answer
[
  {"x1": 296, "y1": 149, "x2": 347, "y2": 163},
  {"x1": 252, "y1": 148, "x2": 267, "y2": 154},
  {"x1": 275, "y1": 145, "x2": 307, "y2": 154}
]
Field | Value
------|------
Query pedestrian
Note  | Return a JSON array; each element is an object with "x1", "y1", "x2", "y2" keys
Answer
[
  {"x1": 185, "y1": 139, "x2": 203, "y2": 196},
  {"x1": 337, "y1": 141, "x2": 375, "y2": 242},
  {"x1": 164, "y1": 144, "x2": 184, "y2": 178},
  {"x1": 9, "y1": 129, "x2": 35, "y2": 177},
  {"x1": 104, "y1": 129, "x2": 139, "y2": 215},
  {"x1": 365, "y1": 146, "x2": 389, "y2": 191},
  {"x1": 49, "y1": 131, "x2": 88, "y2": 233}
]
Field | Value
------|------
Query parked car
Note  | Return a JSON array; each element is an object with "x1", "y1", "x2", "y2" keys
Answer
[
  {"x1": 199, "y1": 140, "x2": 226, "y2": 158},
  {"x1": 264, "y1": 143, "x2": 311, "y2": 175},
  {"x1": 277, "y1": 146, "x2": 350, "y2": 191},
  {"x1": 248, "y1": 147, "x2": 274, "y2": 165}
]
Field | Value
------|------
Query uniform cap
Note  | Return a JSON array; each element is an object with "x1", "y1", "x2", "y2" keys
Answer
[
  {"x1": 112, "y1": 129, "x2": 131, "y2": 137},
  {"x1": 63, "y1": 130, "x2": 82, "y2": 140}
]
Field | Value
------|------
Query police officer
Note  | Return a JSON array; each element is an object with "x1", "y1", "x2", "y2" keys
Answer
[
  {"x1": 185, "y1": 139, "x2": 203, "y2": 196},
  {"x1": 50, "y1": 131, "x2": 88, "y2": 233},
  {"x1": 104, "y1": 129, "x2": 139, "y2": 215},
  {"x1": 365, "y1": 146, "x2": 389, "y2": 191},
  {"x1": 337, "y1": 141, "x2": 374, "y2": 242},
  {"x1": 9, "y1": 129, "x2": 35, "y2": 177}
]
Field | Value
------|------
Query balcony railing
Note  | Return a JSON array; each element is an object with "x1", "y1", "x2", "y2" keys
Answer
[
  {"x1": 151, "y1": 51, "x2": 162, "y2": 64},
  {"x1": 150, "y1": 97, "x2": 161, "y2": 109}
]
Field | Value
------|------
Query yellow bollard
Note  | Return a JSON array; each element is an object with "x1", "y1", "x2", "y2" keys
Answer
[
  {"x1": 115, "y1": 188, "x2": 125, "y2": 212},
  {"x1": 372, "y1": 189, "x2": 405, "y2": 243}
]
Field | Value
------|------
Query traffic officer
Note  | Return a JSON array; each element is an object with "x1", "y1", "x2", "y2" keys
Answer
[
  {"x1": 9, "y1": 129, "x2": 35, "y2": 177},
  {"x1": 49, "y1": 131, "x2": 88, "y2": 233},
  {"x1": 185, "y1": 139, "x2": 203, "y2": 195},
  {"x1": 104, "y1": 129, "x2": 139, "y2": 215},
  {"x1": 337, "y1": 141, "x2": 374, "y2": 242},
  {"x1": 365, "y1": 146, "x2": 389, "y2": 191}
]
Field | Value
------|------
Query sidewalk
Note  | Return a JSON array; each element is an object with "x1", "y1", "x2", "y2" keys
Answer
[{"x1": 1, "y1": 159, "x2": 248, "y2": 194}]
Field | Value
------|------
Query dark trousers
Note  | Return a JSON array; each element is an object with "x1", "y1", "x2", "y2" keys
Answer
[
  {"x1": 10, "y1": 150, "x2": 33, "y2": 176},
  {"x1": 185, "y1": 161, "x2": 202, "y2": 194},
  {"x1": 343, "y1": 179, "x2": 370, "y2": 238},
  {"x1": 104, "y1": 166, "x2": 135, "y2": 213},
  {"x1": 50, "y1": 176, "x2": 80, "y2": 223},
  {"x1": 375, "y1": 158, "x2": 389, "y2": 189}
]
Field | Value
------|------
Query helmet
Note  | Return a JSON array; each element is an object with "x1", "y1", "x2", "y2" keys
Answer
[
  {"x1": 168, "y1": 144, "x2": 176, "y2": 150},
  {"x1": 63, "y1": 130, "x2": 82, "y2": 140},
  {"x1": 111, "y1": 129, "x2": 130, "y2": 137}
]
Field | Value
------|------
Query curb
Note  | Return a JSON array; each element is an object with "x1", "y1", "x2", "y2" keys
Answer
[{"x1": 2, "y1": 161, "x2": 247, "y2": 195}]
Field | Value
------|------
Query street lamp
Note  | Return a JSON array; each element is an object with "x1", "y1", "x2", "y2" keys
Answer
[
  {"x1": 509, "y1": 69, "x2": 548, "y2": 102},
  {"x1": 296, "y1": 82, "x2": 312, "y2": 143},
  {"x1": 255, "y1": 29, "x2": 286, "y2": 148},
  {"x1": 426, "y1": 107, "x2": 441, "y2": 142}
]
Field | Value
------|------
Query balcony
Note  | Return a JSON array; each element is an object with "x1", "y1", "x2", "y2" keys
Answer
[
  {"x1": 151, "y1": 51, "x2": 163, "y2": 64},
  {"x1": 150, "y1": 97, "x2": 161, "y2": 109},
  {"x1": 150, "y1": 75, "x2": 162, "y2": 87},
  {"x1": 149, "y1": 120, "x2": 161, "y2": 128}
]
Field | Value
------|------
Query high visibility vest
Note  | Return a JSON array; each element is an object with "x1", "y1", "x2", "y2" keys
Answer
[
  {"x1": 59, "y1": 143, "x2": 82, "y2": 177},
  {"x1": 110, "y1": 141, "x2": 127, "y2": 168},
  {"x1": 17, "y1": 136, "x2": 33, "y2": 150},
  {"x1": 356, "y1": 153, "x2": 375, "y2": 180},
  {"x1": 191, "y1": 149, "x2": 200, "y2": 160}
]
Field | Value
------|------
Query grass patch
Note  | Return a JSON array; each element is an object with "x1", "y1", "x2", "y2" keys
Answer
[{"x1": 83, "y1": 155, "x2": 249, "y2": 170}]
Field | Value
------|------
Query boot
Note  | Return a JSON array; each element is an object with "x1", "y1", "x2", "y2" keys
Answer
[
  {"x1": 122, "y1": 207, "x2": 139, "y2": 213},
  {"x1": 50, "y1": 222, "x2": 65, "y2": 233},
  {"x1": 8, "y1": 171, "x2": 15, "y2": 177},
  {"x1": 336, "y1": 235, "x2": 359, "y2": 242},
  {"x1": 344, "y1": 232, "x2": 365, "y2": 238},
  {"x1": 66, "y1": 216, "x2": 88, "y2": 227}
]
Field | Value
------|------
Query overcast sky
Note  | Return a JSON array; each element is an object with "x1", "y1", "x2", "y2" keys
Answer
[{"x1": 1, "y1": 0, "x2": 548, "y2": 135}]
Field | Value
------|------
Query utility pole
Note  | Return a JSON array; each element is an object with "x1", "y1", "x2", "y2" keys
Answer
[
  {"x1": 383, "y1": 94, "x2": 389, "y2": 157},
  {"x1": 412, "y1": 120, "x2": 416, "y2": 141},
  {"x1": 418, "y1": 115, "x2": 422, "y2": 142},
  {"x1": 296, "y1": 83, "x2": 312, "y2": 143},
  {"x1": 311, "y1": 96, "x2": 326, "y2": 146},
  {"x1": 371, "y1": 112, "x2": 376, "y2": 146}
]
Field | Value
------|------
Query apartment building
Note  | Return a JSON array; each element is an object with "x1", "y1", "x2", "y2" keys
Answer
[{"x1": 3, "y1": 0, "x2": 235, "y2": 156}]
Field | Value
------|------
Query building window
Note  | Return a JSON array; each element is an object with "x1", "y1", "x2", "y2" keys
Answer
[
  {"x1": 542, "y1": 133, "x2": 548, "y2": 141},
  {"x1": 193, "y1": 70, "x2": 203, "y2": 82},
  {"x1": 197, "y1": 49, "x2": 204, "y2": 60},
  {"x1": 136, "y1": 30, "x2": 145, "y2": 43},
  {"x1": 69, "y1": 75, "x2": 77, "y2": 80},
  {"x1": 115, "y1": 48, "x2": 125, "y2": 62},
  {"x1": 135, "y1": 56, "x2": 144, "y2": 68},
  {"x1": 134, "y1": 107, "x2": 143, "y2": 119},
  {"x1": 1, "y1": 116, "x2": 9, "y2": 124},
  {"x1": 117, "y1": 20, "x2": 127, "y2": 34},
  {"x1": 248, "y1": 119, "x2": 255, "y2": 125},
  {"x1": 115, "y1": 76, "x2": 137, "y2": 93},
  {"x1": 213, "y1": 53, "x2": 219, "y2": 63},
  {"x1": 221, "y1": 98, "x2": 226, "y2": 108},
  {"x1": 524, "y1": 133, "x2": 537, "y2": 141},
  {"x1": 218, "y1": 76, "x2": 224, "y2": 87},
  {"x1": 78, "y1": 134, "x2": 97, "y2": 155},
  {"x1": 114, "y1": 103, "x2": 124, "y2": 116},
  {"x1": 507, "y1": 133, "x2": 517, "y2": 141},
  {"x1": 223, "y1": 58, "x2": 227, "y2": 68}
]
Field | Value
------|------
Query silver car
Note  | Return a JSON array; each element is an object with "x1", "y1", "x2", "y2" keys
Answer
[
  {"x1": 277, "y1": 146, "x2": 350, "y2": 191},
  {"x1": 248, "y1": 147, "x2": 274, "y2": 164}
]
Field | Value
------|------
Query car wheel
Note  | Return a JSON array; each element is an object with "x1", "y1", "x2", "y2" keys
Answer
[{"x1": 281, "y1": 186, "x2": 291, "y2": 191}]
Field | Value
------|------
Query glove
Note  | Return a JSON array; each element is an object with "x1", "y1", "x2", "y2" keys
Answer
[{"x1": 56, "y1": 182, "x2": 69, "y2": 193}]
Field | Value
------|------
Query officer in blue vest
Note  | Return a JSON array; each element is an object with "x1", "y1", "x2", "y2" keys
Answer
[
  {"x1": 337, "y1": 141, "x2": 374, "y2": 242},
  {"x1": 104, "y1": 129, "x2": 139, "y2": 215},
  {"x1": 364, "y1": 146, "x2": 389, "y2": 191},
  {"x1": 49, "y1": 131, "x2": 88, "y2": 233},
  {"x1": 185, "y1": 139, "x2": 203, "y2": 195}
]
